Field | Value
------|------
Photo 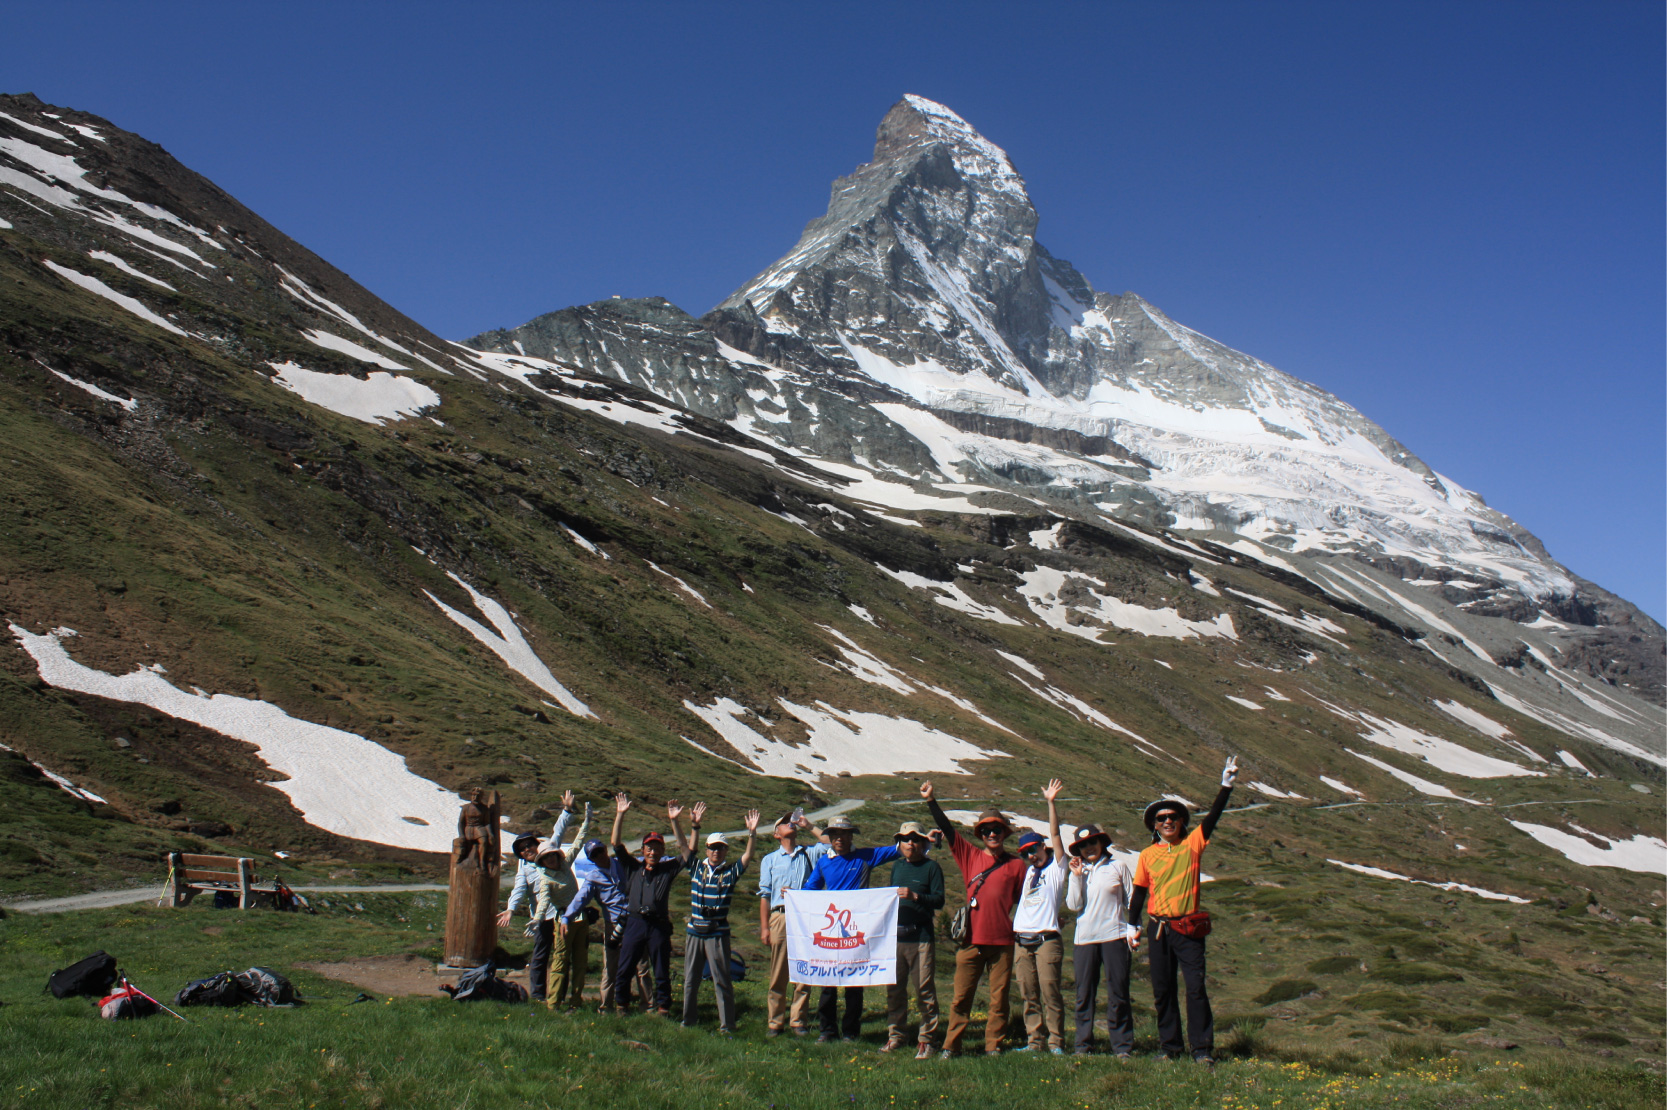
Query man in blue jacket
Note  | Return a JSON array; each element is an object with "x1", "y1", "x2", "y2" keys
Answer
[{"x1": 803, "y1": 815, "x2": 900, "y2": 1043}]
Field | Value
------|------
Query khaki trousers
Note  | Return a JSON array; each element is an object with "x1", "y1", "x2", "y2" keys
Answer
[
  {"x1": 1014, "y1": 935, "x2": 1066, "y2": 1050},
  {"x1": 886, "y1": 938, "x2": 940, "y2": 1046},
  {"x1": 547, "y1": 918, "x2": 589, "y2": 1008},
  {"x1": 766, "y1": 908, "x2": 811, "y2": 1031},
  {"x1": 600, "y1": 930, "x2": 653, "y2": 1012},
  {"x1": 944, "y1": 942, "x2": 1013, "y2": 1055}
]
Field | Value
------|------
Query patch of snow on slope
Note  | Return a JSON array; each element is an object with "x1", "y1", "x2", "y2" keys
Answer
[
  {"x1": 647, "y1": 562, "x2": 711, "y2": 608},
  {"x1": 0, "y1": 111, "x2": 75, "y2": 143},
  {"x1": 1484, "y1": 681, "x2": 1663, "y2": 767},
  {"x1": 1556, "y1": 750, "x2": 1591, "y2": 775},
  {"x1": 1226, "y1": 696, "x2": 1263, "y2": 711},
  {"x1": 1016, "y1": 566, "x2": 1235, "y2": 641},
  {"x1": 848, "y1": 604, "x2": 877, "y2": 625},
  {"x1": 88, "y1": 249, "x2": 173, "y2": 289},
  {"x1": 42, "y1": 363, "x2": 136, "y2": 411},
  {"x1": 1320, "y1": 776, "x2": 1363, "y2": 797},
  {"x1": 879, "y1": 566, "x2": 1023, "y2": 625},
  {"x1": 1346, "y1": 748, "x2": 1484, "y2": 804},
  {"x1": 1431, "y1": 698, "x2": 1512, "y2": 740},
  {"x1": 682, "y1": 697, "x2": 1004, "y2": 782},
  {"x1": 1263, "y1": 687, "x2": 1290, "y2": 702},
  {"x1": 560, "y1": 525, "x2": 608, "y2": 559},
  {"x1": 1318, "y1": 699, "x2": 1540, "y2": 778},
  {"x1": 995, "y1": 650, "x2": 1045, "y2": 680},
  {"x1": 1189, "y1": 573, "x2": 1221, "y2": 597},
  {"x1": 1247, "y1": 781, "x2": 1305, "y2": 800},
  {"x1": 1029, "y1": 523, "x2": 1062, "y2": 550},
  {"x1": 424, "y1": 573, "x2": 595, "y2": 719},
  {"x1": 301, "y1": 328, "x2": 410, "y2": 372},
  {"x1": 1326, "y1": 859, "x2": 1528, "y2": 902},
  {"x1": 9, "y1": 624, "x2": 459, "y2": 851},
  {"x1": 1508, "y1": 821, "x2": 1667, "y2": 875},
  {"x1": 821, "y1": 626, "x2": 1015, "y2": 735},
  {"x1": 266, "y1": 361, "x2": 438, "y2": 425},
  {"x1": 41, "y1": 259, "x2": 186, "y2": 335},
  {"x1": 0, "y1": 740, "x2": 106, "y2": 803}
]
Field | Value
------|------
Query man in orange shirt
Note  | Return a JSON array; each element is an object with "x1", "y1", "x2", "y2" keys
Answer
[{"x1": 1128, "y1": 755, "x2": 1237, "y2": 1065}]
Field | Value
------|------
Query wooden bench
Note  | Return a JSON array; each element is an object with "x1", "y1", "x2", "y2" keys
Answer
[{"x1": 166, "y1": 852, "x2": 263, "y2": 908}]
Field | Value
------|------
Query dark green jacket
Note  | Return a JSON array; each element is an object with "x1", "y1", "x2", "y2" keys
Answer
[{"x1": 890, "y1": 856, "x2": 945, "y2": 942}]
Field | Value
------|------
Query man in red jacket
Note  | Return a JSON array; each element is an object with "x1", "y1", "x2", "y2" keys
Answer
[{"x1": 920, "y1": 780, "x2": 1027, "y2": 1057}]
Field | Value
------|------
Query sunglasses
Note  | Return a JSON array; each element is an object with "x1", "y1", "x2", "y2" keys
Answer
[{"x1": 1153, "y1": 814, "x2": 1184, "y2": 824}]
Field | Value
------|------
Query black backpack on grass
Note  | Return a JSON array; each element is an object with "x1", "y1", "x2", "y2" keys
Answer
[
  {"x1": 48, "y1": 951, "x2": 118, "y2": 999},
  {"x1": 233, "y1": 967, "x2": 298, "y2": 1006},
  {"x1": 177, "y1": 972, "x2": 244, "y2": 1007}
]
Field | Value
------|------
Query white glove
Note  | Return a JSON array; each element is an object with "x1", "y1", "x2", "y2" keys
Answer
[
  {"x1": 1221, "y1": 755, "x2": 1239, "y2": 788},
  {"x1": 523, "y1": 921, "x2": 541, "y2": 939}
]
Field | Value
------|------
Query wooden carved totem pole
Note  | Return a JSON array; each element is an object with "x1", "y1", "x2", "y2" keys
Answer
[{"x1": 443, "y1": 788, "x2": 502, "y2": 967}]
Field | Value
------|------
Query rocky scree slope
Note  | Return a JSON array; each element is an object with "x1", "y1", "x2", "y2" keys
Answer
[{"x1": 0, "y1": 92, "x2": 1663, "y2": 1060}]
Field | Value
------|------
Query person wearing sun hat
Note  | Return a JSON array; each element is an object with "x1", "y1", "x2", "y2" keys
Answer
[
  {"x1": 497, "y1": 790, "x2": 577, "y2": 1004},
  {"x1": 532, "y1": 802, "x2": 593, "y2": 1008},
  {"x1": 1063, "y1": 800, "x2": 1136, "y2": 1056},
  {"x1": 919, "y1": 780, "x2": 1028, "y2": 1057},
  {"x1": 758, "y1": 809, "x2": 830, "y2": 1037},
  {"x1": 1010, "y1": 778, "x2": 1070, "y2": 1055},
  {"x1": 803, "y1": 813, "x2": 902, "y2": 1042},
  {"x1": 884, "y1": 821, "x2": 944, "y2": 1057},
  {"x1": 1128, "y1": 755, "x2": 1239, "y2": 1065}
]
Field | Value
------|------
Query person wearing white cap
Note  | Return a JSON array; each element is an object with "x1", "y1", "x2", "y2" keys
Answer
[{"x1": 679, "y1": 804, "x2": 760, "y2": 1033}]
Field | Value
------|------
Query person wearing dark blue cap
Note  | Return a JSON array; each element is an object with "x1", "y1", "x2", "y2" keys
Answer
[{"x1": 1010, "y1": 779, "x2": 1069, "y2": 1054}]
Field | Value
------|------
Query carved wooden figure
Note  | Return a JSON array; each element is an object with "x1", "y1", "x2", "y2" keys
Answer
[{"x1": 444, "y1": 789, "x2": 502, "y2": 967}]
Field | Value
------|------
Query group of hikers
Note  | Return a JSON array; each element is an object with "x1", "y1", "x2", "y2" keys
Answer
[{"x1": 499, "y1": 755, "x2": 1240, "y2": 1063}]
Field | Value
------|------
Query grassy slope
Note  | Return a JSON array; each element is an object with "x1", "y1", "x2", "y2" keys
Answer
[{"x1": 1, "y1": 892, "x2": 1660, "y2": 1109}]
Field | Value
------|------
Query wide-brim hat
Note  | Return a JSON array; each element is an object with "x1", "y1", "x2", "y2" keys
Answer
[
  {"x1": 534, "y1": 840, "x2": 566, "y2": 866},
  {"x1": 894, "y1": 821, "x2": 930, "y2": 842},
  {"x1": 510, "y1": 832, "x2": 540, "y2": 857},
  {"x1": 1068, "y1": 823, "x2": 1112, "y2": 856},
  {"x1": 1143, "y1": 799, "x2": 1191, "y2": 831},
  {"x1": 971, "y1": 808, "x2": 1013, "y2": 836},
  {"x1": 824, "y1": 815, "x2": 860, "y2": 835}
]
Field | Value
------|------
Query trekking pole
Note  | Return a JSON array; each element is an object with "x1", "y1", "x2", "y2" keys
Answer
[{"x1": 123, "y1": 976, "x2": 189, "y2": 1023}]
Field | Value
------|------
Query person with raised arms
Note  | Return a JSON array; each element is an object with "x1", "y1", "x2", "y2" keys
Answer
[
  {"x1": 883, "y1": 821, "x2": 944, "y2": 1058},
  {"x1": 919, "y1": 780, "x2": 1028, "y2": 1058},
  {"x1": 560, "y1": 826, "x2": 651, "y2": 1013},
  {"x1": 802, "y1": 814, "x2": 900, "y2": 1043},
  {"x1": 1062, "y1": 795, "x2": 1137, "y2": 1057},
  {"x1": 1128, "y1": 755, "x2": 1238, "y2": 1065},
  {"x1": 680, "y1": 803, "x2": 760, "y2": 1034},
  {"x1": 497, "y1": 790, "x2": 576, "y2": 1005},
  {"x1": 608, "y1": 792, "x2": 689, "y2": 1018},
  {"x1": 1011, "y1": 779, "x2": 1070, "y2": 1055},
  {"x1": 531, "y1": 800, "x2": 592, "y2": 1009},
  {"x1": 757, "y1": 810, "x2": 830, "y2": 1037}
]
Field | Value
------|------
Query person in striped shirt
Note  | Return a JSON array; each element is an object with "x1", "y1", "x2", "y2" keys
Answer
[
  {"x1": 680, "y1": 803, "x2": 760, "y2": 1033},
  {"x1": 1129, "y1": 755, "x2": 1238, "y2": 1065}
]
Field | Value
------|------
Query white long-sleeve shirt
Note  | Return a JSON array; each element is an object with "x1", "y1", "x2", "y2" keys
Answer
[
  {"x1": 504, "y1": 806, "x2": 578, "y2": 914},
  {"x1": 1065, "y1": 854, "x2": 1136, "y2": 944}
]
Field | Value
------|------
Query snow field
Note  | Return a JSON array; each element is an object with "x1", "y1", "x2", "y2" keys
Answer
[
  {"x1": 646, "y1": 561, "x2": 711, "y2": 608},
  {"x1": 682, "y1": 697, "x2": 1005, "y2": 783},
  {"x1": 1316, "y1": 698, "x2": 1540, "y2": 779},
  {"x1": 265, "y1": 361, "x2": 439, "y2": 426},
  {"x1": 9, "y1": 625, "x2": 459, "y2": 852},
  {"x1": 1016, "y1": 566, "x2": 1236, "y2": 642},
  {"x1": 1345, "y1": 749, "x2": 1483, "y2": 805},
  {"x1": 42, "y1": 362, "x2": 136, "y2": 411},
  {"x1": 1319, "y1": 776, "x2": 1363, "y2": 797},
  {"x1": 878, "y1": 565, "x2": 1022, "y2": 625},
  {"x1": 423, "y1": 572, "x2": 595, "y2": 720},
  {"x1": 1507, "y1": 821, "x2": 1667, "y2": 875},
  {"x1": 819, "y1": 626, "x2": 1014, "y2": 735},
  {"x1": 42, "y1": 259, "x2": 186, "y2": 336},
  {"x1": 1325, "y1": 859, "x2": 1529, "y2": 903},
  {"x1": 0, "y1": 739, "x2": 106, "y2": 803}
]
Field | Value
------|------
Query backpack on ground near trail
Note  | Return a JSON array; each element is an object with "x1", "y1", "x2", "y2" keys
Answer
[
  {"x1": 99, "y1": 983, "x2": 159, "y2": 1020},
  {"x1": 176, "y1": 972, "x2": 244, "y2": 1007},
  {"x1": 233, "y1": 967, "x2": 299, "y2": 1006},
  {"x1": 440, "y1": 961, "x2": 528, "y2": 1003},
  {"x1": 47, "y1": 950, "x2": 119, "y2": 999}
]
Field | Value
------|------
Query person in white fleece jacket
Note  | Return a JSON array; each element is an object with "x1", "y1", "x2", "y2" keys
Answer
[{"x1": 1063, "y1": 806, "x2": 1137, "y2": 1057}]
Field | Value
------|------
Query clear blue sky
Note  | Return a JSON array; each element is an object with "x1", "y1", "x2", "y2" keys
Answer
[{"x1": 10, "y1": 2, "x2": 1663, "y2": 622}]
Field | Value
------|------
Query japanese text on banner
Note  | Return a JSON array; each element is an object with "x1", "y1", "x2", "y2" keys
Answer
[{"x1": 784, "y1": 888, "x2": 898, "y2": 988}]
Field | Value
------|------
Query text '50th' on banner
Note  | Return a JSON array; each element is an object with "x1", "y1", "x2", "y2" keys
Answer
[{"x1": 785, "y1": 888, "x2": 899, "y2": 987}]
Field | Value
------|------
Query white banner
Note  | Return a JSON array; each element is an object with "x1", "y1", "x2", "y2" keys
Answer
[{"x1": 785, "y1": 887, "x2": 898, "y2": 987}]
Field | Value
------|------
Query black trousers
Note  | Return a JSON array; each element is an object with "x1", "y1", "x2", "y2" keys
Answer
[
  {"x1": 1072, "y1": 939, "x2": 1132, "y2": 1053},
  {"x1": 526, "y1": 918, "x2": 555, "y2": 1002},
  {"x1": 614, "y1": 915, "x2": 673, "y2": 1012},
  {"x1": 1147, "y1": 925, "x2": 1212, "y2": 1057},
  {"x1": 818, "y1": 986, "x2": 864, "y2": 1039}
]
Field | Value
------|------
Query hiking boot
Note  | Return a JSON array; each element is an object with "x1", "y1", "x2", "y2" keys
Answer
[
  {"x1": 1012, "y1": 1045, "x2": 1038, "y2": 1053},
  {"x1": 985, "y1": 1047, "x2": 1002, "y2": 1057},
  {"x1": 937, "y1": 1049, "x2": 956, "y2": 1061},
  {"x1": 881, "y1": 1038, "x2": 906, "y2": 1053},
  {"x1": 1193, "y1": 1053, "x2": 1215, "y2": 1067},
  {"x1": 816, "y1": 1032, "x2": 839, "y2": 1044},
  {"x1": 1049, "y1": 1047, "x2": 1065, "y2": 1056},
  {"x1": 915, "y1": 1043, "x2": 934, "y2": 1060},
  {"x1": 765, "y1": 1027, "x2": 782, "y2": 1038},
  {"x1": 791, "y1": 1025, "x2": 811, "y2": 1037},
  {"x1": 655, "y1": 1007, "x2": 671, "y2": 1019}
]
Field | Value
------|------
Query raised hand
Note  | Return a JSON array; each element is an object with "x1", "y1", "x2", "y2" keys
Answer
[
  {"x1": 1043, "y1": 778, "x2": 1063, "y2": 802},
  {"x1": 1068, "y1": 856, "x2": 1085, "y2": 876},
  {"x1": 743, "y1": 809, "x2": 760, "y2": 833},
  {"x1": 666, "y1": 799, "x2": 683, "y2": 822},
  {"x1": 1221, "y1": 755, "x2": 1239, "y2": 788},
  {"x1": 561, "y1": 789, "x2": 575, "y2": 810},
  {"x1": 614, "y1": 793, "x2": 632, "y2": 814},
  {"x1": 919, "y1": 780, "x2": 935, "y2": 802},
  {"x1": 690, "y1": 801, "x2": 708, "y2": 826}
]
